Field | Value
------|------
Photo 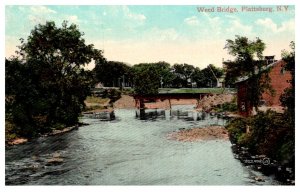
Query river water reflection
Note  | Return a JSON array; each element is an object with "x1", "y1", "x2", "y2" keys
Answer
[{"x1": 5, "y1": 106, "x2": 279, "y2": 185}]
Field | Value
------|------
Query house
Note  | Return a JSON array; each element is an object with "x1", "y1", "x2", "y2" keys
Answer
[{"x1": 235, "y1": 59, "x2": 291, "y2": 117}]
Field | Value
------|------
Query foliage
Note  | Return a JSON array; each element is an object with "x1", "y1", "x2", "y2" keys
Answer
[
  {"x1": 5, "y1": 21, "x2": 103, "y2": 138},
  {"x1": 172, "y1": 63, "x2": 196, "y2": 87},
  {"x1": 154, "y1": 61, "x2": 176, "y2": 87},
  {"x1": 93, "y1": 60, "x2": 224, "y2": 95},
  {"x1": 121, "y1": 88, "x2": 134, "y2": 95},
  {"x1": 132, "y1": 64, "x2": 161, "y2": 95},
  {"x1": 280, "y1": 41, "x2": 295, "y2": 124},
  {"x1": 226, "y1": 118, "x2": 247, "y2": 144},
  {"x1": 214, "y1": 102, "x2": 238, "y2": 113},
  {"x1": 193, "y1": 64, "x2": 224, "y2": 87},
  {"x1": 94, "y1": 60, "x2": 132, "y2": 88},
  {"x1": 278, "y1": 41, "x2": 295, "y2": 167},
  {"x1": 224, "y1": 35, "x2": 273, "y2": 110},
  {"x1": 85, "y1": 96, "x2": 110, "y2": 104},
  {"x1": 226, "y1": 110, "x2": 294, "y2": 166}
]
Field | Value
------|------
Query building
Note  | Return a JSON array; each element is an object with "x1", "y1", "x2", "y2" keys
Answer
[{"x1": 235, "y1": 59, "x2": 291, "y2": 117}]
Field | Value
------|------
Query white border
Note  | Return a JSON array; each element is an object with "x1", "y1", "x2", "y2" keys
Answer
[{"x1": 1, "y1": 0, "x2": 299, "y2": 192}]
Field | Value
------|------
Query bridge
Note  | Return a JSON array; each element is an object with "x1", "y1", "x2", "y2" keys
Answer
[{"x1": 133, "y1": 88, "x2": 236, "y2": 110}]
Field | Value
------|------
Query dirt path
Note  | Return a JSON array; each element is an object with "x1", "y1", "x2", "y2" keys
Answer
[
  {"x1": 167, "y1": 126, "x2": 229, "y2": 142},
  {"x1": 113, "y1": 95, "x2": 136, "y2": 109}
]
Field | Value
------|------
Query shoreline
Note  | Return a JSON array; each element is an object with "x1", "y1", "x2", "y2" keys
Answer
[{"x1": 6, "y1": 124, "x2": 82, "y2": 147}]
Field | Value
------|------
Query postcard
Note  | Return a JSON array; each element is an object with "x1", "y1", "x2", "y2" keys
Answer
[{"x1": 4, "y1": 3, "x2": 295, "y2": 187}]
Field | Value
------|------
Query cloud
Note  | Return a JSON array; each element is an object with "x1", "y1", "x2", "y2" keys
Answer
[
  {"x1": 255, "y1": 18, "x2": 294, "y2": 33},
  {"x1": 147, "y1": 27, "x2": 179, "y2": 41},
  {"x1": 182, "y1": 13, "x2": 223, "y2": 40},
  {"x1": 122, "y1": 6, "x2": 146, "y2": 22},
  {"x1": 203, "y1": 12, "x2": 221, "y2": 27},
  {"x1": 226, "y1": 18, "x2": 252, "y2": 36},
  {"x1": 66, "y1": 15, "x2": 79, "y2": 23},
  {"x1": 184, "y1": 16, "x2": 200, "y2": 26},
  {"x1": 30, "y1": 6, "x2": 56, "y2": 14}
]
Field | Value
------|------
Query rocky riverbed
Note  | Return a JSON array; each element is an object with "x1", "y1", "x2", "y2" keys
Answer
[
  {"x1": 231, "y1": 144, "x2": 295, "y2": 185},
  {"x1": 167, "y1": 126, "x2": 229, "y2": 142}
]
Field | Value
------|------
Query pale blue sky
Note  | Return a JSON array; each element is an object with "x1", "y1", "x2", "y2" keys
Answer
[{"x1": 5, "y1": 5, "x2": 295, "y2": 69}]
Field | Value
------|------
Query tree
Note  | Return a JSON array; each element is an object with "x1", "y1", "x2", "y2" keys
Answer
[
  {"x1": 172, "y1": 63, "x2": 196, "y2": 87},
  {"x1": 151, "y1": 61, "x2": 175, "y2": 88},
  {"x1": 94, "y1": 60, "x2": 132, "y2": 87},
  {"x1": 132, "y1": 64, "x2": 161, "y2": 95},
  {"x1": 280, "y1": 41, "x2": 295, "y2": 123},
  {"x1": 224, "y1": 35, "x2": 272, "y2": 110},
  {"x1": 278, "y1": 43, "x2": 295, "y2": 168},
  {"x1": 193, "y1": 64, "x2": 224, "y2": 87},
  {"x1": 6, "y1": 21, "x2": 103, "y2": 138}
]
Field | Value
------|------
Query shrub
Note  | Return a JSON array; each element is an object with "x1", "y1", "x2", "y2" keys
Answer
[{"x1": 226, "y1": 118, "x2": 247, "y2": 143}]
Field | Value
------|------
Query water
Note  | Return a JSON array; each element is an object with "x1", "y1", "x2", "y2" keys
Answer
[{"x1": 5, "y1": 106, "x2": 279, "y2": 185}]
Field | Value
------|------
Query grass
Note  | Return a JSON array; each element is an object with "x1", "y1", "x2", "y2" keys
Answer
[
  {"x1": 85, "y1": 96, "x2": 110, "y2": 104},
  {"x1": 84, "y1": 105, "x2": 106, "y2": 112},
  {"x1": 158, "y1": 88, "x2": 237, "y2": 94}
]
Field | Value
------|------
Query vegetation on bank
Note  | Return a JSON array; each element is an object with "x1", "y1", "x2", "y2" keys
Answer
[
  {"x1": 85, "y1": 96, "x2": 110, "y2": 104},
  {"x1": 213, "y1": 101, "x2": 238, "y2": 113},
  {"x1": 5, "y1": 21, "x2": 104, "y2": 140},
  {"x1": 226, "y1": 110, "x2": 294, "y2": 167}
]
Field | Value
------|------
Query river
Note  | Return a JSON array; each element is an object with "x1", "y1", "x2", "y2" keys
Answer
[{"x1": 5, "y1": 106, "x2": 279, "y2": 185}]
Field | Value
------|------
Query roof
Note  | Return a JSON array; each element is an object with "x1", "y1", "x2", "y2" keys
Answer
[{"x1": 235, "y1": 59, "x2": 283, "y2": 84}]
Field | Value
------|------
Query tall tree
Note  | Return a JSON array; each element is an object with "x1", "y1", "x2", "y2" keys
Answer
[
  {"x1": 172, "y1": 63, "x2": 195, "y2": 87},
  {"x1": 6, "y1": 21, "x2": 103, "y2": 138},
  {"x1": 224, "y1": 35, "x2": 272, "y2": 110},
  {"x1": 151, "y1": 61, "x2": 175, "y2": 88},
  {"x1": 94, "y1": 60, "x2": 132, "y2": 87},
  {"x1": 279, "y1": 41, "x2": 295, "y2": 168},
  {"x1": 193, "y1": 64, "x2": 224, "y2": 87},
  {"x1": 132, "y1": 64, "x2": 161, "y2": 95},
  {"x1": 280, "y1": 41, "x2": 295, "y2": 124}
]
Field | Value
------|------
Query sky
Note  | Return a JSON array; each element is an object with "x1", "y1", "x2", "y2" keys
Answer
[{"x1": 5, "y1": 5, "x2": 295, "y2": 69}]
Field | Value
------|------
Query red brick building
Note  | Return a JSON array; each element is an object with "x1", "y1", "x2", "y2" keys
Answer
[{"x1": 235, "y1": 60, "x2": 291, "y2": 117}]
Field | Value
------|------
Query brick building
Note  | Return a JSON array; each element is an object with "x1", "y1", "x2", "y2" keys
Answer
[{"x1": 235, "y1": 59, "x2": 291, "y2": 117}]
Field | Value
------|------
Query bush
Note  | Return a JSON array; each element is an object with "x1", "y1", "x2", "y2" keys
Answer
[
  {"x1": 215, "y1": 102, "x2": 238, "y2": 112},
  {"x1": 226, "y1": 118, "x2": 247, "y2": 143},
  {"x1": 226, "y1": 109, "x2": 294, "y2": 166}
]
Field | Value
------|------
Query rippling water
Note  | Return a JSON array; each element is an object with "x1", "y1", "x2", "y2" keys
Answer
[{"x1": 5, "y1": 106, "x2": 279, "y2": 185}]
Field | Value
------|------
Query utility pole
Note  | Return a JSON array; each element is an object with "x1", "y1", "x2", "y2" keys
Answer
[{"x1": 208, "y1": 65, "x2": 219, "y2": 87}]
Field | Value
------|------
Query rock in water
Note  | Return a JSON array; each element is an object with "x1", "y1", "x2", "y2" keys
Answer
[
  {"x1": 46, "y1": 157, "x2": 64, "y2": 165},
  {"x1": 254, "y1": 176, "x2": 265, "y2": 182}
]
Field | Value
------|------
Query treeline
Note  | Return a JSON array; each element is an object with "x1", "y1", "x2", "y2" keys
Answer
[{"x1": 93, "y1": 61, "x2": 224, "y2": 95}]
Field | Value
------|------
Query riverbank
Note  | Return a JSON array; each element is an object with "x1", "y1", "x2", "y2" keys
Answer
[
  {"x1": 226, "y1": 111, "x2": 295, "y2": 185},
  {"x1": 6, "y1": 125, "x2": 80, "y2": 146},
  {"x1": 231, "y1": 144, "x2": 295, "y2": 185},
  {"x1": 167, "y1": 126, "x2": 229, "y2": 142}
]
